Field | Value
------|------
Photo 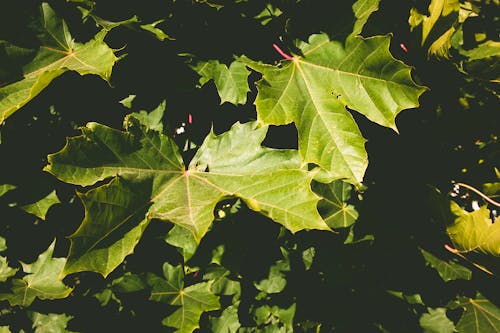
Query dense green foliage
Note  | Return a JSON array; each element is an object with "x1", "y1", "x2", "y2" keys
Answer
[{"x1": 0, "y1": 0, "x2": 498, "y2": 332}]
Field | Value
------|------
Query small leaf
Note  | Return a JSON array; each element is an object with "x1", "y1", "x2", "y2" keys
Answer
[
  {"x1": 419, "y1": 307, "x2": 455, "y2": 333},
  {"x1": 254, "y1": 4, "x2": 282, "y2": 26},
  {"x1": 241, "y1": 33, "x2": 426, "y2": 184},
  {"x1": 149, "y1": 262, "x2": 220, "y2": 333},
  {"x1": 210, "y1": 303, "x2": 241, "y2": 333},
  {"x1": 0, "y1": 3, "x2": 117, "y2": 124},
  {"x1": 165, "y1": 225, "x2": 198, "y2": 262},
  {"x1": 111, "y1": 272, "x2": 147, "y2": 293},
  {"x1": 20, "y1": 190, "x2": 60, "y2": 220},
  {"x1": 0, "y1": 240, "x2": 72, "y2": 306},
  {"x1": 254, "y1": 257, "x2": 290, "y2": 294},
  {"x1": 0, "y1": 256, "x2": 18, "y2": 282},
  {"x1": 28, "y1": 312, "x2": 75, "y2": 333},
  {"x1": 313, "y1": 180, "x2": 358, "y2": 228},
  {"x1": 447, "y1": 202, "x2": 500, "y2": 256},
  {"x1": 193, "y1": 60, "x2": 250, "y2": 105},
  {"x1": 119, "y1": 95, "x2": 136, "y2": 109},
  {"x1": 0, "y1": 184, "x2": 16, "y2": 197},
  {"x1": 350, "y1": 0, "x2": 380, "y2": 38},
  {"x1": 0, "y1": 236, "x2": 6, "y2": 252},
  {"x1": 0, "y1": 327, "x2": 11, "y2": 333},
  {"x1": 452, "y1": 293, "x2": 500, "y2": 333},
  {"x1": 419, "y1": 248, "x2": 472, "y2": 281}
]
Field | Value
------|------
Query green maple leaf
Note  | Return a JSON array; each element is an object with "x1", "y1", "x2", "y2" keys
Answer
[
  {"x1": 192, "y1": 60, "x2": 251, "y2": 105},
  {"x1": 313, "y1": 180, "x2": 359, "y2": 228},
  {"x1": 0, "y1": 184, "x2": 16, "y2": 197},
  {"x1": 44, "y1": 110, "x2": 329, "y2": 277},
  {"x1": 0, "y1": 256, "x2": 17, "y2": 282},
  {"x1": 29, "y1": 312, "x2": 75, "y2": 333},
  {"x1": 350, "y1": 0, "x2": 380, "y2": 38},
  {"x1": 20, "y1": 190, "x2": 60, "y2": 220},
  {"x1": 0, "y1": 240, "x2": 72, "y2": 307},
  {"x1": 409, "y1": 0, "x2": 460, "y2": 57},
  {"x1": 0, "y1": 3, "x2": 117, "y2": 124},
  {"x1": 210, "y1": 303, "x2": 241, "y2": 333},
  {"x1": 447, "y1": 202, "x2": 500, "y2": 256},
  {"x1": 451, "y1": 293, "x2": 500, "y2": 333},
  {"x1": 148, "y1": 262, "x2": 220, "y2": 333},
  {"x1": 241, "y1": 33, "x2": 426, "y2": 185},
  {"x1": 419, "y1": 307, "x2": 456, "y2": 333},
  {"x1": 419, "y1": 248, "x2": 471, "y2": 282}
]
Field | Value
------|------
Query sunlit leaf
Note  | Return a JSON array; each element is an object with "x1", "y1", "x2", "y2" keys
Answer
[
  {"x1": 28, "y1": 312, "x2": 75, "y2": 333},
  {"x1": 241, "y1": 33, "x2": 425, "y2": 184},
  {"x1": 409, "y1": 0, "x2": 460, "y2": 57},
  {"x1": 254, "y1": 254, "x2": 290, "y2": 294},
  {"x1": 350, "y1": 0, "x2": 380, "y2": 38},
  {"x1": 149, "y1": 262, "x2": 220, "y2": 333},
  {"x1": 0, "y1": 3, "x2": 117, "y2": 124},
  {"x1": 419, "y1": 248, "x2": 472, "y2": 281},
  {"x1": 0, "y1": 236, "x2": 6, "y2": 252},
  {"x1": 193, "y1": 60, "x2": 250, "y2": 105},
  {"x1": 313, "y1": 180, "x2": 358, "y2": 228},
  {"x1": 0, "y1": 256, "x2": 17, "y2": 282},
  {"x1": 452, "y1": 293, "x2": 500, "y2": 333},
  {"x1": 165, "y1": 225, "x2": 198, "y2": 262},
  {"x1": 0, "y1": 240, "x2": 72, "y2": 306},
  {"x1": 419, "y1": 307, "x2": 455, "y2": 333},
  {"x1": 447, "y1": 202, "x2": 500, "y2": 256},
  {"x1": 20, "y1": 190, "x2": 60, "y2": 220},
  {"x1": 44, "y1": 110, "x2": 329, "y2": 276},
  {"x1": 0, "y1": 184, "x2": 16, "y2": 198},
  {"x1": 210, "y1": 303, "x2": 241, "y2": 333}
]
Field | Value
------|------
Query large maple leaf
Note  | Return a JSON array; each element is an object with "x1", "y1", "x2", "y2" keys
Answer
[
  {"x1": 241, "y1": 33, "x2": 426, "y2": 185},
  {"x1": 44, "y1": 111, "x2": 329, "y2": 276}
]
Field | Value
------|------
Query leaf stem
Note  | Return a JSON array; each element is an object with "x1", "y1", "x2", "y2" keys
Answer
[
  {"x1": 454, "y1": 182, "x2": 500, "y2": 207},
  {"x1": 444, "y1": 244, "x2": 494, "y2": 275},
  {"x1": 272, "y1": 44, "x2": 293, "y2": 60}
]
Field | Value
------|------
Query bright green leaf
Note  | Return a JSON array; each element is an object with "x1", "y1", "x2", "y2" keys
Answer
[
  {"x1": 452, "y1": 293, "x2": 500, "y2": 333},
  {"x1": 419, "y1": 308, "x2": 455, "y2": 333},
  {"x1": 0, "y1": 236, "x2": 6, "y2": 252},
  {"x1": 20, "y1": 190, "x2": 60, "y2": 220},
  {"x1": 0, "y1": 256, "x2": 18, "y2": 282},
  {"x1": 0, "y1": 184, "x2": 16, "y2": 197},
  {"x1": 29, "y1": 312, "x2": 75, "y2": 333},
  {"x1": 350, "y1": 0, "x2": 380, "y2": 38},
  {"x1": 149, "y1": 262, "x2": 220, "y2": 333},
  {"x1": 313, "y1": 180, "x2": 358, "y2": 228},
  {"x1": 165, "y1": 225, "x2": 198, "y2": 262},
  {"x1": 140, "y1": 20, "x2": 174, "y2": 41},
  {"x1": 44, "y1": 113, "x2": 329, "y2": 276},
  {"x1": 301, "y1": 247, "x2": 315, "y2": 270},
  {"x1": 447, "y1": 202, "x2": 500, "y2": 256},
  {"x1": 0, "y1": 3, "x2": 117, "y2": 124},
  {"x1": 193, "y1": 60, "x2": 250, "y2": 105},
  {"x1": 119, "y1": 94, "x2": 136, "y2": 109},
  {"x1": 210, "y1": 303, "x2": 241, "y2": 333},
  {"x1": 0, "y1": 327, "x2": 11, "y2": 333},
  {"x1": 241, "y1": 33, "x2": 425, "y2": 184},
  {"x1": 254, "y1": 4, "x2": 282, "y2": 26},
  {"x1": 203, "y1": 266, "x2": 241, "y2": 301},
  {"x1": 419, "y1": 248, "x2": 472, "y2": 281},
  {"x1": 0, "y1": 240, "x2": 72, "y2": 306},
  {"x1": 128, "y1": 100, "x2": 165, "y2": 133}
]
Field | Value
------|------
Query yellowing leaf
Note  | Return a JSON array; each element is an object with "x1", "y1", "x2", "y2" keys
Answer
[
  {"x1": 241, "y1": 33, "x2": 425, "y2": 185},
  {"x1": 0, "y1": 3, "x2": 117, "y2": 124},
  {"x1": 447, "y1": 202, "x2": 500, "y2": 256},
  {"x1": 44, "y1": 110, "x2": 329, "y2": 277}
]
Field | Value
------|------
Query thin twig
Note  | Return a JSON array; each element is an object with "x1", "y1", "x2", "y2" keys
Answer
[{"x1": 455, "y1": 182, "x2": 500, "y2": 207}]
